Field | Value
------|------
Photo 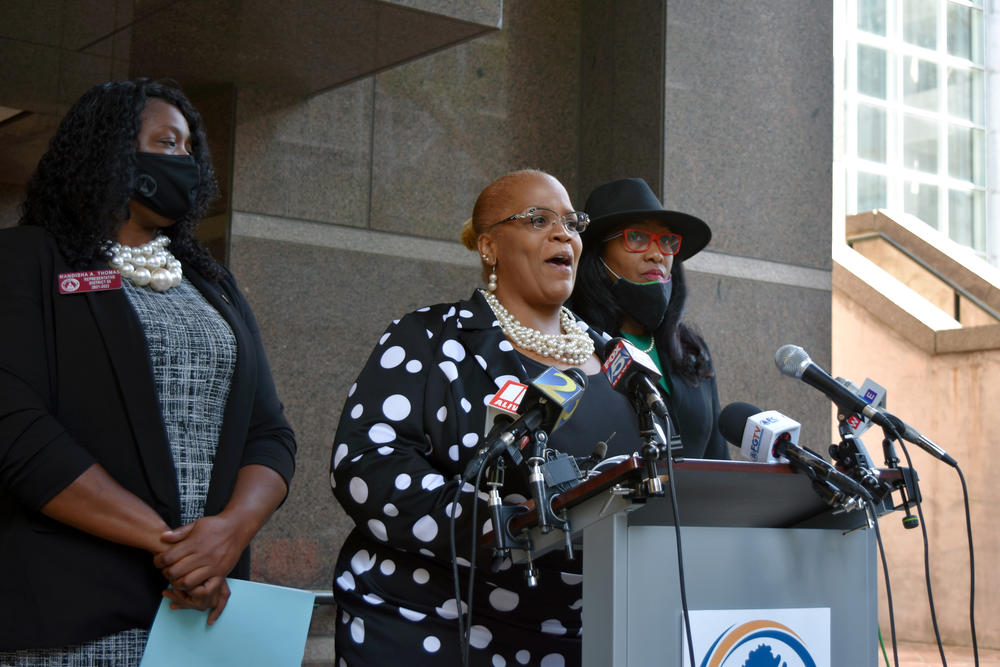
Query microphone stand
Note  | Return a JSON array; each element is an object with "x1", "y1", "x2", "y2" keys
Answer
[
  {"x1": 484, "y1": 424, "x2": 575, "y2": 588},
  {"x1": 485, "y1": 459, "x2": 535, "y2": 576},
  {"x1": 830, "y1": 417, "x2": 893, "y2": 506},
  {"x1": 636, "y1": 406, "x2": 665, "y2": 496},
  {"x1": 525, "y1": 430, "x2": 575, "y2": 560},
  {"x1": 829, "y1": 414, "x2": 921, "y2": 529},
  {"x1": 629, "y1": 387, "x2": 695, "y2": 667},
  {"x1": 880, "y1": 431, "x2": 921, "y2": 530}
]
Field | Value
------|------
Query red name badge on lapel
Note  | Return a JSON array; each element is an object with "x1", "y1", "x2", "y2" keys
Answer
[{"x1": 58, "y1": 270, "x2": 122, "y2": 294}]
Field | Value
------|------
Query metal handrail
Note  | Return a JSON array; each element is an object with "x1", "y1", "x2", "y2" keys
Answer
[
  {"x1": 846, "y1": 232, "x2": 1000, "y2": 323},
  {"x1": 312, "y1": 590, "x2": 335, "y2": 605}
]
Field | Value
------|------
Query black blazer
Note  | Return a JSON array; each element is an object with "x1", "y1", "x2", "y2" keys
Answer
[
  {"x1": 662, "y1": 357, "x2": 730, "y2": 460},
  {"x1": 0, "y1": 226, "x2": 296, "y2": 650}
]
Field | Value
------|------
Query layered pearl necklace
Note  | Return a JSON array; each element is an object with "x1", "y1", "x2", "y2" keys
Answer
[
  {"x1": 106, "y1": 235, "x2": 183, "y2": 292},
  {"x1": 482, "y1": 289, "x2": 595, "y2": 366}
]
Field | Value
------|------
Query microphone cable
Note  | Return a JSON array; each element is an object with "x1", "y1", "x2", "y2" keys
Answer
[
  {"x1": 448, "y1": 463, "x2": 486, "y2": 667},
  {"x1": 893, "y1": 437, "x2": 947, "y2": 666},
  {"x1": 660, "y1": 450, "x2": 696, "y2": 667},
  {"x1": 870, "y1": 499, "x2": 899, "y2": 667},
  {"x1": 955, "y1": 464, "x2": 980, "y2": 667}
]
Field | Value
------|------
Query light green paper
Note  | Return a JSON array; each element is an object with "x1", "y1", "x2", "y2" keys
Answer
[{"x1": 139, "y1": 578, "x2": 314, "y2": 667}]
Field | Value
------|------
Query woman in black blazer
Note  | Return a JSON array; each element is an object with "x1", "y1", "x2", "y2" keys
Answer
[
  {"x1": 569, "y1": 178, "x2": 729, "y2": 460},
  {"x1": 0, "y1": 79, "x2": 295, "y2": 664}
]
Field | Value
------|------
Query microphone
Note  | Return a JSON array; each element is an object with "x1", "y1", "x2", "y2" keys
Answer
[
  {"x1": 718, "y1": 402, "x2": 800, "y2": 464},
  {"x1": 774, "y1": 345, "x2": 894, "y2": 431},
  {"x1": 836, "y1": 377, "x2": 886, "y2": 438},
  {"x1": 718, "y1": 402, "x2": 872, "y2": 502},
  {"x1": 575, "y1": 438, "x2": 610, "y2": 471},
  {"x1": 601, "y1": 337, "x2": 668, "y2": 418},
  {"x1": 462, "y1": 367, "x2": 587, "y2": 482},
  {"x1": 778, "y1": 346, "x2": 958, "y2": 467},
  {"x1": 881, "y1": 413, "x2": 957, "y2": 468}
]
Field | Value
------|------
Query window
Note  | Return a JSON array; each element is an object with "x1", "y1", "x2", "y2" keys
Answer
[{"x1": 838, "y1": 0, "x2": 992, "y2": 262}]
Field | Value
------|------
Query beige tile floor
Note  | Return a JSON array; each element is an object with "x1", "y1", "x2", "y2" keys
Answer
[{"x1": 879, "y1": 641, "x2": 1000, "y2": 666}]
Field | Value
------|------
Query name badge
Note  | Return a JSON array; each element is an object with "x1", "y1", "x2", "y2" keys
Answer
[{"x1": 58, "y1": 270, "x2": 122, "y2": 294}]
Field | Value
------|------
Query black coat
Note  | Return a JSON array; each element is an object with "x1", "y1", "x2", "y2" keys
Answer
[
  {"x1": 660, "y1": 353, "x2": 730, "y2": 460},
  {"x1": 0, "y1": 226, "x2": 296, "y2": 650},
  {"x1": 331, "y1": 291, "x2": 629, "y2": 666}
]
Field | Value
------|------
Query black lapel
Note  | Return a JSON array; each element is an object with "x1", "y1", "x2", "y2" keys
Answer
[{"x1": 455, "y1": 290, "x2": 528, "y2": 384}]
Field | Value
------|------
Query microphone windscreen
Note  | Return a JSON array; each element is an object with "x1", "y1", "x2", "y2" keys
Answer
[
  {"x1": 602, "y1": 337, "x2": 621, "y2": 361},
  {"x1": 562, "y1": 366, "x2": 588, "y2": 391},
  {"x1": 775, "y1": 344, "x2": 810, "y2": 377},
  {"x1": 718, "y1": 401, "x2": 761, "y2": 446}
]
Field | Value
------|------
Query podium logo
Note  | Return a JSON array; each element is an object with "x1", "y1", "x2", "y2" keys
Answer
[
  {"x1": 700, "y1": 620, "x2": 817, "y2": 667},
  {"x1": 687, "y1": 608, "x2": 829, "y2": 667}
]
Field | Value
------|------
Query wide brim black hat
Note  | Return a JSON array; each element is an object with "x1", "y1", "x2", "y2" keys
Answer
[{"x1": 581, "y1": 177, "x2": 712, "y2": 262}]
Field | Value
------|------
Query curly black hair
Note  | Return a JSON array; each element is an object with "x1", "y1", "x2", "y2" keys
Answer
[
  {"x1": 19, "y1": 78, "x2": 222, "y2": 279},
  {"x1": 569, "y1": 233, "x2": 714, "y2": 387}
]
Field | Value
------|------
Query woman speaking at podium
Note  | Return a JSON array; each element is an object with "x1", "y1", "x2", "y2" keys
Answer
[
  {"x1": 330, "y1": 170, "x2": 643, "y2": 666},
  {"x1": 570, "y1": 178, "x2": 729, "y2": 461}
]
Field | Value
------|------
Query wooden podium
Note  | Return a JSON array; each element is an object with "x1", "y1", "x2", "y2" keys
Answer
[{"x1": 498, "y1": 457, "x2": 879, "y2": 666}]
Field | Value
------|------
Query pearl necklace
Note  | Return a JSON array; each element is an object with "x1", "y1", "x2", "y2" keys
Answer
[
  {"x1": 481, "y1": 289, "x2": 595, "y2": 366},
  {"x1": 636, "y1": 334, "x2": 655, "y2": 353},
  {"x1": 106, "y1": 235, "x2": 183, "y2": 292}
]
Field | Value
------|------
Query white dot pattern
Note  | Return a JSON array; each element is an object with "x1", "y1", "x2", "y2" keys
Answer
[
  {"x1": 348, "y1": 477, "x2": 368, "y2": 504},
  {"x1": 350, "y1": 617, "x2": 365, "y2": 644},
  {"x1": 330, "y1": 296, "x2": 595, "y2": 665},
  {"x1": 368, "y1": 423, "x2": 395, "y2": 444},
  {"x1": 382, "y1": 394, "x2": 411, "y2": 421},
  {"x1": 380, "y1": 346, "x2": 405, "y2": 369},
  {"x1": 400, "y1": 607, "x2": 426, "y2": 621},
  {"x1": 332, "y1": 443, "x2": 348, "y2": 469},
  {"x1": 367, "y1": 519, "x2": 387, "y2": 541}
]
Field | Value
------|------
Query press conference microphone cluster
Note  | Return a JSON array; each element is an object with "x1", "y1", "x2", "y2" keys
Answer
[
  {"x1": 461, "y1": 367, "x2": 588, "y2": 483},
  {"x1": 718, "y1": 402, "x2": 872, "y2": 505},
  {"x1": 774, "y1": 344, "x2": 957, "y2": 467}
]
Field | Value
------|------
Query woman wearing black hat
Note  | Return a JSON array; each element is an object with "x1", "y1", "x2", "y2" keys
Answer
[{"x1": 569, "y1": 178, "x2": 729, "y2": 460}]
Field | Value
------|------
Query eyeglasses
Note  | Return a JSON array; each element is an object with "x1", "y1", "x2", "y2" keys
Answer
[
  {"x1": 490, "y1": 207, "x2": 590, "y2": 234},
  {"x1": 604, "y1": 228, "x2": 682, "y2": 255}
]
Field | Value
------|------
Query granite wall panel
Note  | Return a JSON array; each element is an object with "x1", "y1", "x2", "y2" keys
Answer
[
  {"x1": 228, "y1": 233, "x2": 480, "y2": 589},
  {"x1": 662, "y1": 0, "x2": 833, "y2": 272},
  {"x1": 684, "y1": 270, "x2": 833, "y2": 450},
  {"x1": 233, "y1": 81, "x2": 375, "y2": 227},
  {"x1": 370, "y1": 0, "x2": 584, "y2": 240},
  {"x1": 579, "y1": 0, "x2": 667, "y2": 195}
]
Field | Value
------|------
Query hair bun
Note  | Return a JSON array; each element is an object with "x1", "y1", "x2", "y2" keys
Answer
[{"x1": 460, "y1": 217, "x2": 478, "y2": 250}]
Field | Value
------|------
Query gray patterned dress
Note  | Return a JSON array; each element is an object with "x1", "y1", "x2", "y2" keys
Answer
[{"x1": 0, "y1": 277, "x2": 236, "y2": 667}]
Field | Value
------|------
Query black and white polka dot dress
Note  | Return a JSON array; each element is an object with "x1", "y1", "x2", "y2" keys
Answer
[{"x1": 330, "y1": 290, "x2": 643, "y2": 667}]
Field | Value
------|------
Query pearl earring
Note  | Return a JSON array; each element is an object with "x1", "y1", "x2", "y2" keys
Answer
[{"x1": 487, "y1": 263, "x2": 498, "y2": 292}]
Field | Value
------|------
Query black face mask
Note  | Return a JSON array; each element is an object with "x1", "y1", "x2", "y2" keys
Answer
[
  {"x1": 133, "y1": 152, "x2": 200, "y2": 221},
  {"x1": 602, "y1": 258, "x2": 673, "y2": 332}
]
